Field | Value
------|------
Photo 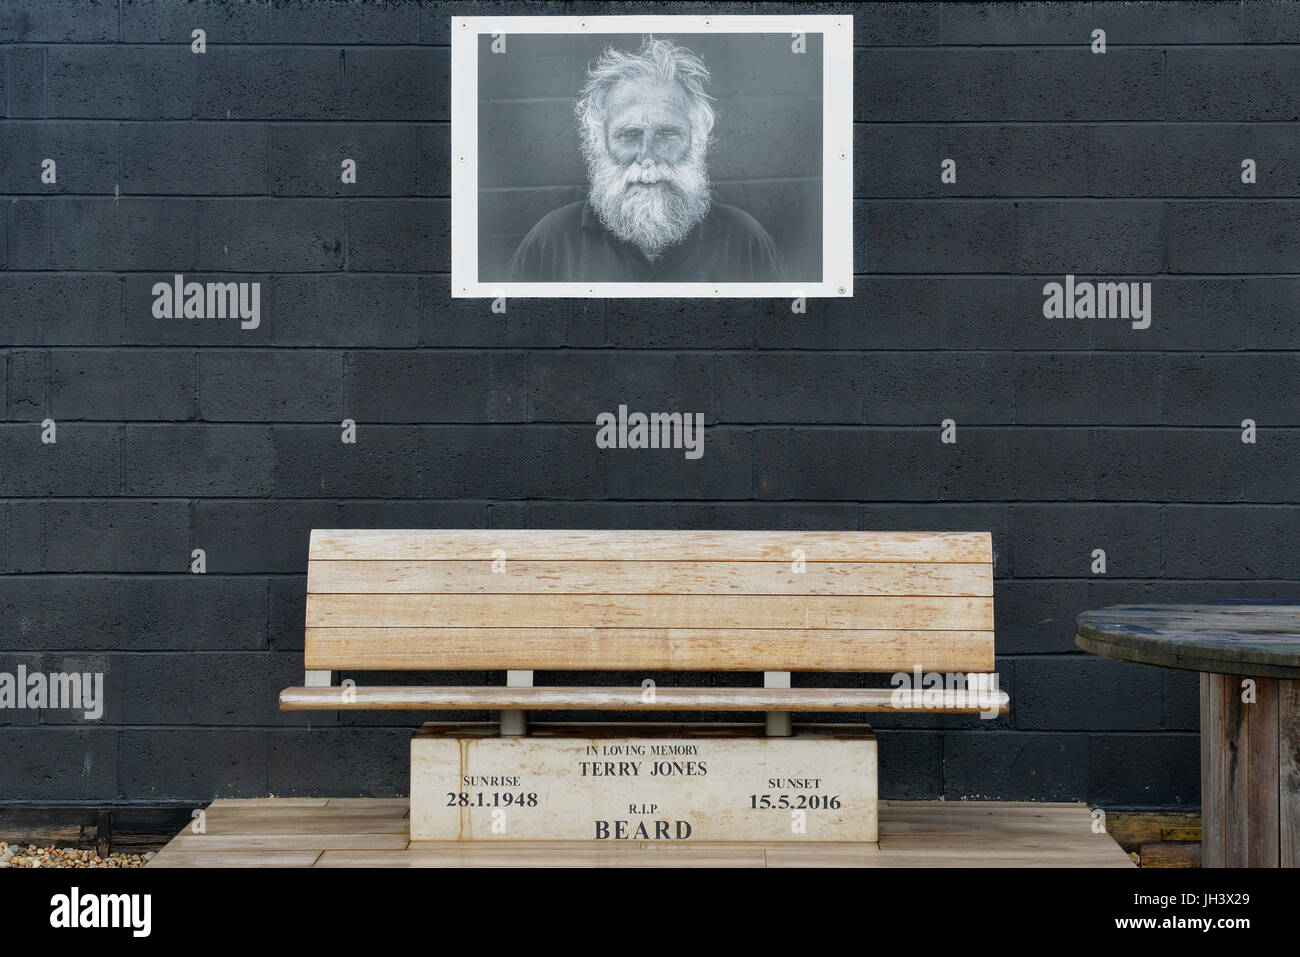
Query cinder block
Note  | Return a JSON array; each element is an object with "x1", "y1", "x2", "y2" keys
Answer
[
  {"x1": 43, "y1": 500, "x2": 189, "y2": 572},
  {"x1": 270, "y1": 124, "x2": 418, "y2": 197},
  {"x1": 994, "y1": 579, "x2": 1092, "y2": 654},
  {"x1": 348, "y1": 199, "x2": 449, "y2": 271},
  {"x1": 121, "y1": 0, "x2": 268, "y2": 42},
  {"x1": 50, "y1": 199, "x2": 198, "y2": 271},
  {"x1": 944, "y1": 732, "x2": 1089, "y2": 801},
  {"x1": 1100, "y1": 1, "x2": 1242, "y2": 42},
  {"x1": 1169, "y1": 202, "x2": 1300, "y2": 273},
  {"x1": 122, "y1": 122, "x2": 269, "y2": 194},
  {"x1": 1244, "y1": 0, "x2": 1300, "y2": 41},
  {"x1": 855, "y1": 125, "x2": 941, "y2": 199},
  {"x1": 943, "y1": 125, "x2": 1089, "y2": 197},
  {"x1": 276, "y1": 275, "x2": 419, "y2": 347},
  {"x1": 602, "y1": 427, "x2": 753, "y2": 500},
  {"x1": 0, "y1": 0, "x2": 118, "y2": 42},
  {"x1": 1244, "y1": 278, "x2": 1300, "y2": 349},
  {"x1": 268, "y1": 729, "x2": 412, "y2": 797},
  {"x1": 268, "y1": 1, "x2": 415, "y2": 42},
  {"x1": 861, "y1": 353, "x2": 1012, "y2": 424},
  {"x1": 0, "y1": 121, "x2": 120, "y2": 193},
  {"x1": 1167, "y1": 49, "x2": 1300, "y2": 120},
  {"x1": 1016, "y1": 201, "x2": 1163, "y2": 273},
  {"x1": 8, "y1": 199, "x2": 47, "y2": 269},
  {"x1": 1015, "y1": 656, "x2": 1165, "y2": 731},
  {"x1": 941, "y1": 2, "x2": 1092, "y2": 43},
  {"x1": 608, "y1": 299, "x2": 755, "y2": 348},
  {"x1": 416, "y1": 124, "x2": 451, "y2": 196},
  {"x1": 349, "y1": 351, "x2": 526, "y2": 422},
  {"x1": 0, "y1": 730, "x2": 118, "y2": 801},
  {"x1": 120, "y1": 729, "x2": 268, "y2": 800},
  {"x1": 858, "y1": 50, "x2": 1013, "y2": 121},
  {"x1": 1164, "y1": 505, "x2": 1298, "y2": 578},
  {"x1": 1010, "y1": 504, "x2": 1163, "y2": 577},
  {"x1": 0, "y1": 423, "x2": 121, "y2": 496},
  {"x1": 1165, "y1": 354, "x2": 1300, "y2": 425},
  {"x1": 1245, "y1": 429, "x2": 1300, "y2": 503},
  {"x1": 421, "y1": 275, "x2": 566, "y2": 347},
  {"x1": 863, "y1": 201, "x2": 1014, "y2": 272},
  {"x1": 1009, "y1": 50, "x2": 1163, "y2": 121},
  {"x1": 51, "y1": 349, "x2": 196, "y2": 420},
  {"x1": 47, "y1": 47, "x2": 193, "y2": 118},
  {"x1": 1092, "y1": 279, "x2": 1243, "y2": 351},
  {"x1": 1093, "y1": 429, "x2": 1243, "y2": 502},
  {"x1": 1242, "y1": 124, "x2": 1300, "y2": 196},
  {"x1": 1013, "y1": 354, "x2": 1163, "y2": 424},
  {"x1": 531, "y1": 352, "x2": 711, "y2": 423},
  {"x1": 344, "y1": 48, "x2": 450, "y2": 120},
  {"x1": 1089, "y1": 734, "x2": 1200, "y2": 806},
  {"x1": 198, "y1": 48, "x2": 341, "y2": 120},
  {"x1": 764, "y1": 428, "x2": 939, "y2": 500},
  {"x1": 1090, "y1": 125, "x2": 1241, "y2": 198},
  {"x1": 421, "y1": 424, "x2": 603, "y2": 499},
  {"x1": 198, "y1": 199, "x2": 343, "y2": 271},
  {"x1": 125, "y1": 424, "x2": 273, "y2": 496},
  {"x1": 940, "y1": 429, "x2": 1091, "y2": 501},
  {"x1": 273, "y1": 424, "x2": 421, "y2": 498},
  {"x1": 6, "y1": 47, "x2": 43, "y2": 118},
  {"x1": 199, "y1": 351, "x2": 343, "y2": 421}
]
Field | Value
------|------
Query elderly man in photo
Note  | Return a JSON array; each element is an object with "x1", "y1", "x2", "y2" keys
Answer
[{"x1": 508, "y1": 37, "x2": 789, "y2": 283}]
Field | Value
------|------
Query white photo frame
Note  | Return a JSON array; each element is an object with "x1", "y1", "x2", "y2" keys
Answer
[{"x1": 450, "y1": 14, "x2": 854, "y2": 299}]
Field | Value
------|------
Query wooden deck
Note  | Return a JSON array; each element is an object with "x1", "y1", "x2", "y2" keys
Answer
[{"x1": 147, "y1": 799, "x2": 1135, "y2": 867}]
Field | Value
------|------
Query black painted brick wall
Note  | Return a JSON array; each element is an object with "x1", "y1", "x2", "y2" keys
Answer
[{"x1": 1, "y1": 0, "x2": 1298, "y2": 809}]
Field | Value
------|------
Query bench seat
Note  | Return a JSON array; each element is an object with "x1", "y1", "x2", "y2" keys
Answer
[
  {"x1": 281, "y1": 528, "x2": 1008, "y2": 725},
  {"x1": 279, "y1": 684, "x2": 1010, "y2": 713}
]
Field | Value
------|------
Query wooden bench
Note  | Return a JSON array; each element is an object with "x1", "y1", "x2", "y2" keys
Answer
[{"x1": 280, "y1": 529, "x2": 1009, "y2": 842}]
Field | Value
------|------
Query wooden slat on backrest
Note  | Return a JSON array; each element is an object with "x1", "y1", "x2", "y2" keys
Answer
[{"x1": 304, "y1": 530, "x2": 995, "y2": 673}]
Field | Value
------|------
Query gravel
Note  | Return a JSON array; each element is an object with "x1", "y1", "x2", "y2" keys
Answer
[{"x1": 0, "y1": 841, "x2": 156, "y2": 868}]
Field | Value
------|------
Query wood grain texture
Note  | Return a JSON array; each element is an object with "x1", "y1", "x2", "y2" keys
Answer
[
  {"x1": 309, "y1": 529, "x2": 994, "y2": 563},
  {"x1": 147, "y1": 798, "x2": 1133, "y2": 869},
  {"x1": 1201, "y1": 673, "x2": 1225, "y2": 868},
  {"x1": 304, "y1": 627, "x2": 996, "y2": 672},
  {"x1": 305, "y1": 593, "x2": 994, "y2": 631},
  {"x1": 1281, "y1": 679, "x2": 1300, "y2": 868},
  {"x1": 1201, "y1": 672, "x2": 1295, "y2": 868},
  {"x1": 308, "y1": 559, "x2": 994, "y2": 596},
  {"x1": 293, "y1": 528, "x2": 1000, "y2": 703},
  {"x1": 279, "y1": 684, "x2": 1010, "y2": 714},
  {"x1": 1077, "y1": 603, "x2": 1300, "y2": 678}
]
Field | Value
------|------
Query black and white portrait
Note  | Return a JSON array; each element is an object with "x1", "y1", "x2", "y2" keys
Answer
[{"x1": 451, "y1": 16, "x2": 854, "y2": 298}]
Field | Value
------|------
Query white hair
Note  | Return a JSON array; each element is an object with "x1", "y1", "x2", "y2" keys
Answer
[{"x1": 574, "y1": 37, "x2": 716, "y2": 161}]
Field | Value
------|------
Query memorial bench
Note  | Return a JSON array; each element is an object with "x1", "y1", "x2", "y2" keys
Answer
[{"x1": 280, "y1": 529, "x2": 1009, "y2": 842}]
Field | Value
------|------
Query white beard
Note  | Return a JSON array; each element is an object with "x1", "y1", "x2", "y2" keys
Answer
[{"x1": 585, "y1": 151, "x2": 712, "y2": 257}]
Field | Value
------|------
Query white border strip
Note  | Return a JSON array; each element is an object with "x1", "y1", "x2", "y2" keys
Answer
[{"x1": 450, "y1": 14, "x2": 854, "y2": 299}]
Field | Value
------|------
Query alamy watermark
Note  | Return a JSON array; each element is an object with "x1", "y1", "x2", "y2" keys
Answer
[
  {"x1": 595, "y1": 404, "x2": 705, "y2": 460},
  {"x1": 152, "y1": 274, "x2": 261, "y2": 330},
  {"x1": 0, "y1": 666, "x2": 104, "y2": 720},
  {"x1": 889, "y1": 668, "x2": 1003, "y2": 719},
  {"x1": 1042, "y1": 274, "x2": 1151, "y2": 329}
]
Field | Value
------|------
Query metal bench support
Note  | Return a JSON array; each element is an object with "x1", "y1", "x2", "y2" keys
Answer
[
  {"x1": 765, "y1": 672, "x2": 793, "y2": 736},
  {"x1": 500, "y1": 670, "x2": 532, "y2": 736}
]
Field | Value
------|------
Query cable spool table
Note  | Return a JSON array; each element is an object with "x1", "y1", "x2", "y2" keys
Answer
[{"x1": 1076, "y1": 602, "x2": 1300, "y2": 868}]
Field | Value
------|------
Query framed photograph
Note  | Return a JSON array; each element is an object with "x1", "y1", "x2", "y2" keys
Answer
[{"x1": 450, "y1": 14, "x2": 854, "y2": 299}]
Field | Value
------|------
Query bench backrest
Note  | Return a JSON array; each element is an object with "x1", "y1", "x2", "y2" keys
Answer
[{"x1": 304, "y1": 530, "x2": 995, "y2": 673}]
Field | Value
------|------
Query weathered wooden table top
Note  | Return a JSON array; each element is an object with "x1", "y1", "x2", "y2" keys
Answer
[{"x1": 1076, "y1": 602, "x2": 1300, "y2": 679}]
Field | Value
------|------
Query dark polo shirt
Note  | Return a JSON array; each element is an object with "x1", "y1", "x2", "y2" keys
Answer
[{"x1": 507, "y1": 200, "x2": 789, "y2": 283}]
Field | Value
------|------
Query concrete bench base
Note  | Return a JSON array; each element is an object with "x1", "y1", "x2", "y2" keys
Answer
[{"x1": 410, "y1": 722, "x2": 878, "y2": 843}]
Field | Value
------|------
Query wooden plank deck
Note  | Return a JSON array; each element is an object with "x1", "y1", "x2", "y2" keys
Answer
[{"x1": 147, "y1": 799, "x2": 1135, "y2": 867}]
